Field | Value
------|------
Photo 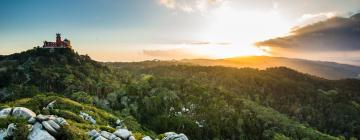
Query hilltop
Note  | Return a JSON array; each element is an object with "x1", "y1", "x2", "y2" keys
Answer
[{"x1": 1, "y1": 48, "x2": 360, "y2": 139}]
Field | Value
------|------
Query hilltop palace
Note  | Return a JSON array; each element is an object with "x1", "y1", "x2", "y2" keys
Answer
[{"x1": 43, "y1": 33, "x2": 71, "y2": 48}]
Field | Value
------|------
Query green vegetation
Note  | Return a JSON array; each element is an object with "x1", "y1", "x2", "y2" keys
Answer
[{"x1": 1, "y1": 48, "x2": 360, "y2": 139}]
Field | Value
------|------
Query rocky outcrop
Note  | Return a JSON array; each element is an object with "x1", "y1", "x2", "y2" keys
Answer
[
  {"x1": 0, "y1": 107, "x2": 68, "y2": 140},
  {"x1": 0, "y1": 123, "x2": 16, "y2": 139},
  {"x1": 162, "y1": 132, "x2": 189, "y2": 140},
  {"x1": 0, "y1": 108, "x2": 12, "y2": 118},
  {"x1": 89, "y1": 128, "x2": 135, "y2": 140},
  {"x1": 11, "y1": 107, "x2": 36, "y2": 119},
  {"x1": 28, "y1": 122, "x2": 56, "y2": 140}
]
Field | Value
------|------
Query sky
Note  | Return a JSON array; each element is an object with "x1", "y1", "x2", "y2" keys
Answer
[{"x1": 1, "y1": 0, "x2": 360, "y2": 64}]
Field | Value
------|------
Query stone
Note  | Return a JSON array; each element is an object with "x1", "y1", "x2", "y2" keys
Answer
[
  {"x1": 6, "y1": 123, "x2": 16, "y2": 137},
  {"x1": 162, "y1": 132, "x2": 189, "y2": 140},
  {"x1": 11, "y1": 107, "x2": 36, "y2": 119},
  {"x1": 28, "y1": 122, "x2": 56, "y2": 140},
  {"x1": 0, "y1": 129, "x2": 7, "y2": 140},
  {"x1": 45, "y1": 100, "x2": 56, "y2": 109},
  {"x1": 88, "y1": 129, "x2": 100, "y2": 138},
  {"x1": 109, "y1": 134, "x2": 121, "y2": 140},
  {"x1": 36, "y1": 114, "x2": 56, "y2": 122},
  {"x1": 42, "y1": 121, "x2": 58, "y2": 135},
  {"x1": 100, "y1": 131, "x2": 112, "y2": 139},
  {"x1": 142, "y1": 136, "x2": 153, "y2": 140},
  {"x1": 94, "y1": 135, "x2": 108, "y2": 140},
  {"x1": 54, "y1": 117, "x2": 68, "y2": 126},
  {"x1": 129, "y1": 135, "x2": 136, "y2": 140},
  {"x1": 47, "y1": 120, "x2": 61, "y2": 131},
  {"x1": 116, "y1": 119, "x2": 123, "y2": 125},
  {"x1": 28, "y1": 117, "x2": 37, "y2": 124},
  {"x1": 113, "y1": 129, "x2": 132, "y2": 139},
  {"x1": 79, "y1": 111, "x2": 96, "y2": 124},
  {"x1": 0, "y1": 123, "x2": 17, "y2": 139},
  {"x1": 0, "y1": 108, "x2": 12, "y2": 118}
]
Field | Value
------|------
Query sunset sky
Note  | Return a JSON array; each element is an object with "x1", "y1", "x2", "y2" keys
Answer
[{"x1": 1, "y1": 0, "x2": 360, "y2": 64}]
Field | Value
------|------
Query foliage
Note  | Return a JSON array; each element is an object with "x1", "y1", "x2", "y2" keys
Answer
[{"x1": 2, "y1": 48, "x2": 360, "y2": 139}]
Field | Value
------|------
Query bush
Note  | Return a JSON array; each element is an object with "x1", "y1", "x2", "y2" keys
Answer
[
  {"x1": 13, "y1": 122, "x2": 30, "y2": 140},
  {"x1": 57, "y1": 125, "x2": 89, "y2": 140}
]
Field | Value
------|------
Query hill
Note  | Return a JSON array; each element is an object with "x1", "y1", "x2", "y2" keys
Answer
[
  {"x1": 1, "y1": 48, "x2": 360, "y2": 139},
  {"x1": 180, "y1": 56, "x2": 360, "y2": 80}
]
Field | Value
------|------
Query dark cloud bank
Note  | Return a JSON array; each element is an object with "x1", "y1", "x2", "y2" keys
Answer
[
  {"x1": 256, "y1": 13, "x2": 360, "y2": 51},
  {"x1": 256, "y1": 13, "x2": 360, "y2": 65}
]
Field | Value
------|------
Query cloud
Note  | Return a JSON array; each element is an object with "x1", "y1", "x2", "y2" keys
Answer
[
  {"x1": 255, "y1": 13, "x2": 360, "y2": 65},
  {"x1": 158, "y1": 0, "x2": 225, "y2": 13},
  {"x1": 256, "y1": 13, "x2": 360, "y2": 51}
]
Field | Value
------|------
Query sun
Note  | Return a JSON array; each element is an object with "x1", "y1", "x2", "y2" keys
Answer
[{"x1": 194, "y1": 2, "x2": 291, "y2": 58}]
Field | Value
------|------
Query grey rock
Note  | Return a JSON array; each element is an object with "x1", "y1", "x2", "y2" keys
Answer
[
  {"x1": 79, "y1": 111, "x2": 96, "y2": 124},
  {"x1": 54, "y1": 117, "x2": 68, "y2": 126},
  {"x1": 36, "y1": 114, "x2": 56, "y2": 122},
  {"x1": 109, "y1": 134, "x2": 121, "y2": 140},
  {"x1": 88, "y1": 129, "x2": 100, "y2": 138},
  {"x1": 115, "y1": 119, "x2": 124, "y2": 126},
  {"x1": 28, "y1": 117, "x2": 37, "y2": 124},
  {"x1": 0, "y1": 108, "x2": 12, "y2": 118},
  {"x1": 47, "y1": 120, "x2": 61, "y2": 131},
  {"x1": 94, "y1": 135, "x2": 108, "y2": 140},
  {"x1": 162, "y1": 132, "x2": 189, "y2": 140},
  {"x1": 0, "y1": 123, "x2": 17, "y2": 139},
  {"x1": 45, "y1": 100, "x2": 56, "y2": 110},
  {"x1": 0, "y1": 129, "x2": 7, "y2": 140},
  {"x1": 11, "y1": 107, "x2": 36, "y2": 119},
  {"x1": 113, "y1": 129, "x2": 132, "y2": 139},
  {"x1": 142, "y1": 136, "x2": 153, "y2": 140},
  {"x1": 6, "y1": 123, "x2": 16, "y2": 137},
  {"x1": 129, "y1": 135, "x2": 136, "y2": 140},
  {"x1": 100, "y1": 131, "x2": 112, "y2": 139},
  {"x1": 28, "y1": 122, "x2": 56, "y2": 140},
  {"x1": 42, "y1": 121, "x2": 58, "y2": 135}
]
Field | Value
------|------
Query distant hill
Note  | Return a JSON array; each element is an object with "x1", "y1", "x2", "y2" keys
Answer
[{"x1": 181, "y1": 56, "x2": 360, "y2": 80}]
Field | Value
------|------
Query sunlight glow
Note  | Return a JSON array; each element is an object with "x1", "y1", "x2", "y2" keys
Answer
[{"x1": 195, "y1": 1, "x2": 291, "y2": 58}]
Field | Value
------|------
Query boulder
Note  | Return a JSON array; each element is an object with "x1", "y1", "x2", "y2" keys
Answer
[
  {"x1": 142, "y1": 136, "x2": 153, "y2": 140},
  {"x1": 0, "y1": 123, "x2": 17, "y2": 139},
  {"x1": 162, "y1": 132, "x2": 189, "y2": 140},
  {"x1": 47, "y1": 120, "x2": 61, "y2": 131},
  {"x1": 42, "y1": 121, "x2": 58, "y2": 135},
  {"x1": 0, "y1": 108, "x2": 12, "y2": 118},
  {"x1": 94, "y1": 135, "x2": 108, "y2": 140},
  {"x1": 45, "y1": 100, "x2": 56, "y2": 109},
  {"x1": 80, "y1": 111, "x2": 96, "y2": 124},
  {"x1": 36, "y1": 114, "x2": 56, "y2": 122},
  {"x1": 100, "y1": 131, "x2": 112, "y2": 139},
  {"x1": 28, "y1": 122, "x2": 56, "y2": 140},
  {"x1": 54, "y1": 117, "x2": 68, "y2": 126},
  {"x1": 113, "y1": 129, "x2": 132, "y2": 139},
  {"x1": 88, "y1": 129, "x2": 100, "y2": 138},
  {"x1": 28, "y1": 117, "x2": 37, "y2": 124},
  {"x1": 6, "y1": 123, "x2": 16, "y2": 137},
  {"x1": 129, "y1": 135, "x2": 136, "y2": 140},
  {"x1": 0, "y1": 129, "x2": 7, "y2": 140},
  {"x1": 11, "y1": 107, "x2": 36, "y2": 119},
  {"x1": 109, "y1": 134, "x2": 121, "y2": 140}
]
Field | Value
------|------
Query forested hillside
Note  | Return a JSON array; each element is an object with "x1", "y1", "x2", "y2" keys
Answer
[
  {"x1": 1, "y1": 48, "x2": 360, "y2": 139},
  {"x1": 180, "y1": 56, "x2": 360, "y2": 80}
]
